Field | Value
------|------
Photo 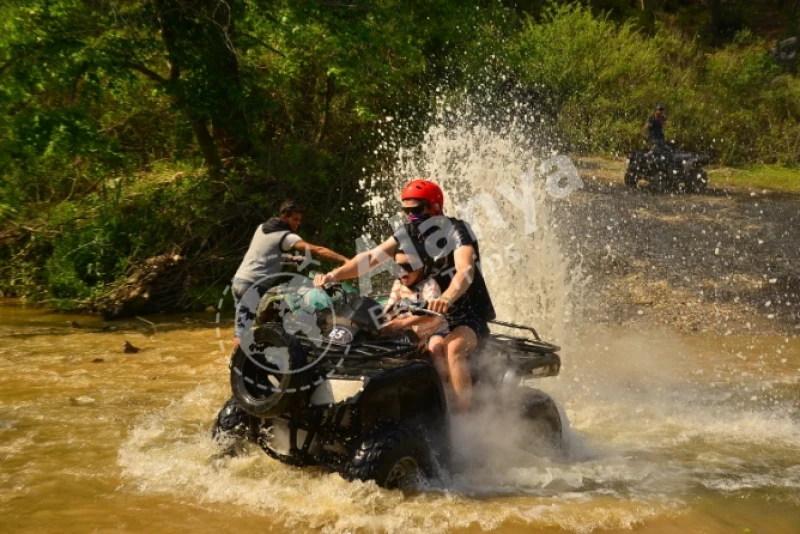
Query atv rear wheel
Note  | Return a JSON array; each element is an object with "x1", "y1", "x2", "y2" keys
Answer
[
  {"x1": 520, "y1": 389, "x2": 563, "y2": 450},
  {"x1": 345, "y1": 423, "x2": 434, "y2": 489},
  {"x1": 686, "y1": 169, "x2": 708, "y2": 194}
]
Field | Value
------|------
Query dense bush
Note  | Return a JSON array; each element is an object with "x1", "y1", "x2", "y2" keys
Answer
[{"x1": 509, "y1": 4, "x2": 800, "y2": 165}]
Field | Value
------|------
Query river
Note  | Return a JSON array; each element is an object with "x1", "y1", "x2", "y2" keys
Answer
[
  {"x1": 1, "y1": 300, "x2": 798, "y2": 533},
  {"x1": 4, "y1": 95, "x2": 800, "y2": 532}
]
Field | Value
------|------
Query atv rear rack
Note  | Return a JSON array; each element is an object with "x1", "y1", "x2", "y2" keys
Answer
[
  {"x1": 489, "y1": 320, "x2": 540, "y2": 340},
  {"x1": 488, "y1": 320, "x2": 560, "y2": 353}
]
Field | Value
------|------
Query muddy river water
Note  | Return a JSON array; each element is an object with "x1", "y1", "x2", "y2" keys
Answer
[{"x1": 1, "y1": 301, "x2": 798, "y2": 533}]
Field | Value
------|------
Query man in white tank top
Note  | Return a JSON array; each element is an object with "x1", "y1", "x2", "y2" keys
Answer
[{"x1": 232, "y1": 200, "x2": 347, "y2": 338}]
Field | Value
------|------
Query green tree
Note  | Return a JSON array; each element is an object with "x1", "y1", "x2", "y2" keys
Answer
[{"x1": 0, "y1": 0, "x2": 503, "y2": 308}]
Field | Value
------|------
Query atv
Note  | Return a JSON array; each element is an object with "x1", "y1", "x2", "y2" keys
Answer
[
  {"x1": 212, "y1": 277, "x2": 564, "y2": 489},
  {"x1": 625, "y1": 146, "x2": 710, "y2": 193}
]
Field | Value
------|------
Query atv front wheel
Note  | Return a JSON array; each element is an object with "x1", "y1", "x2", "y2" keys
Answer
[
  {"x1": 212, "y1": 396, "x2": 253, "y2": 442},
  {"x1": 345, "y1": 424, "x2": 434, "y2": 489},
  {"x1": 230, "y1": 327, "x2": 309, "y2": 418},
  {"x1": 255, "y1": 419, "x2": 309, "y2": 467}
]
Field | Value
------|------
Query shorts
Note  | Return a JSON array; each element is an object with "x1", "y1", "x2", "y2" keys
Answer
[
  {"x1": 231, "y1": 277, "x2": 271, "y2": 339},
  {"x1": 423, "y1": 326, "x2": 449, "y2": 347},
  {"x1": 447, "y1": 314, "x2": 491, "y2": 351}
]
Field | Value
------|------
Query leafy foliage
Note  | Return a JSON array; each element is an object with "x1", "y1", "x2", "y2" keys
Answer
[
  {"x1": 0, "y1": 0, "x2": 500, "y2": 307},
  {"x1": 508, "y1": 3, "x2": 800, "y2": 164},
  {"x1": 0, "y1": 0, "x2": 798, "y2": 309}
]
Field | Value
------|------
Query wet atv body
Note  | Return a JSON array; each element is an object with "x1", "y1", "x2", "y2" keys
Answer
[
  {"x1": 213, "y1": 280, "x2": 563, "y2": 489},
  {"x1": 625, "y1": 147, "x2": 710, "y2": 193}
]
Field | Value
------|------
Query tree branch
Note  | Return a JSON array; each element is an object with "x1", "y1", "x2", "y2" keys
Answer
[
  {"x1": 0, "y1": 55, "x2": 23, "y2": 77},
  {"x1": 125, "y1": 62, "x2": 168, "y2": 84},
  {"x1": 316, "y1": 74, "x2": 335, "y2": 145},
  {"x1": 1, "y1": 42, "x2": 47, "y2": 77},
  {"x1": 243, "y1": 34, "x2": 286, "y2": 57},
  {"x1": 318, "y1": 1, "x2": 370, "y2": 9}
]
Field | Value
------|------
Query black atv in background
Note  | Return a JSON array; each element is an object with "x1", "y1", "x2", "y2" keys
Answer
[
  {"x1": 212, "y1": 279, "x2": 564, "y2": 489},
  {"x1": 625, "y1": 146, "x2": 710, "y2": 193}
]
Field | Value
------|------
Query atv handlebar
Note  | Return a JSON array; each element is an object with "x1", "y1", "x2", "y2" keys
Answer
[
  {"x1": 411, "y1": 305, "x2": 444, "y2": 318},
  {"x1": 385, "y1": 298, "x2": 444, "y2": 319}
]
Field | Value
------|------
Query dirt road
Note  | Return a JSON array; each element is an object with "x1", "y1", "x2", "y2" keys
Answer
[{"x1": 557, "y1": 159, "x2": 800, "y2": 336}]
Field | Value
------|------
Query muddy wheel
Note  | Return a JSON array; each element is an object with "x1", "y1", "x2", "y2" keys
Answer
[
  {"x1": 345, "y1": 424, "x2": 434, "y2": 489},
  {"x1": 255, "y1": 420, "x2": 308, "y2": 467},
  {"x1": 624, "y1": 170, "x2": 638, "y2": 188},
  {"x1": 212, "y1": 396, "x2": 253, "y2": 441},
  {"x1": 520, "y1": 389, "x2": 563, "y2": 449},
  {"x1": 230, "y1": 327, "x2": 308, "y2": 418},
  {"x1": 686, "y1": 169, "x2": 708, "y2": 194}
]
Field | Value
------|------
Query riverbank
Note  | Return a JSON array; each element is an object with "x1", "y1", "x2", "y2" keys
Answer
[
  {"x1": 566, "y1": 157, "x2": 800, "y2": 336},
  {"x1": 4, "y1": 156, "x2": 799, "y2": 339}
]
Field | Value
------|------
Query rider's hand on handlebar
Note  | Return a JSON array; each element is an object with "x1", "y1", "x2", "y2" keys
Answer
[
  {"x1": 427, "y1": 296, "x2": 451, "y2": 315},
  {"x1": 314, "y1": 272, "x2": 336, "y2": 288}
]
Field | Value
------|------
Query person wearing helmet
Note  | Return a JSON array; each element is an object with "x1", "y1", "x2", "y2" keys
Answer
[
  {"x1": 643, "y1": 103, "x2": 667, "y2": 148},
  {"x1": 314, "y1": 180, "x2": 495, "y2": 412}
]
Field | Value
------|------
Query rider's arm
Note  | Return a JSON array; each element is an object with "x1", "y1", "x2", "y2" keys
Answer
[
  {"x1": 292, "y1": 240, "x2": 348, "y2": 264},
  {"x1": 381, "y1": 314, "x2": 439, "y2": 334},
  {"x1": 443, "y1": 245, "x2": 476, "y2": 302},
  {"x1": 315, "y1": 237, "x2": 397, "y2": 286},
  {"x1": 642, "y1": 121, "x2": 651, "y2": 138},
  {"x1": 428, "y1": 245, "x2": 476, "y2": 314}
]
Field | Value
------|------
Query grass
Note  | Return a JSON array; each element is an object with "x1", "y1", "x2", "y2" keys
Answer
[
  {"x1": 576, "y1": 156, "x2": 800, "y2": 194},
  {"x1": 711, "y1": 165, "x2": 800, "y2": 194}
]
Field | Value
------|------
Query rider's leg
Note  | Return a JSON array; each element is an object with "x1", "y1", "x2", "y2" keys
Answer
[
  {"x1": 427, "y1": 334, "x2": 449, "y2": 383},
  {"x1": 231, "y1": 278, "x2": 269, "y2": 342},
  {"x1": 231, "y1": 278, "x2": 251, "y2": 342},
  {"x1": 442, "y1": 325, "x2": 478, "y2": 413}
]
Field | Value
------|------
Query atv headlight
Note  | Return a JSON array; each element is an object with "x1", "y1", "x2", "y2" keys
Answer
[{"x1": 310, "y1": 378, "x2": 365, "y2": 405}]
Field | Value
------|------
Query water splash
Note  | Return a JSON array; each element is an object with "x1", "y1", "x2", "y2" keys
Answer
[{"x1": 366, "y1": 95, "x2": 583, "y2": 343}]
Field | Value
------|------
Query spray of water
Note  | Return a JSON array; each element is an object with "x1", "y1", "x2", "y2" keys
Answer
[{"x1": 367, "y1": 95, "x2": 583, "y2": 343}]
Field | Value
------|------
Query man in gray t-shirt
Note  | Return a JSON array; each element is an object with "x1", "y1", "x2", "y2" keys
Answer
[{"x1": 232, "y1": 200, "x2": 348, "y2": 338}]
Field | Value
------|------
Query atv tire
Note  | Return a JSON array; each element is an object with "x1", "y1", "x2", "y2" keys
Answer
[
  {"x1": 345, "y1": 423, "x2": 434, "y2": 489},
  {"x1": 255, "y1": 419, "x2": 309, "y2": 467},
  {"x1": 520, "y1": 389, "x2": 563, "y2": 449},
  {"x1": 624, "y1": 170, "x2": 638, "y2": 188},
  {"x1": 230, "y1": 327, "x2": 309, "y2": 418},
  {"x1": 212, "y1": 396, "x2": 253, "y2": 441},
  {"x1": 686, "y1": 169, "x2": 708, "y2": 194}
]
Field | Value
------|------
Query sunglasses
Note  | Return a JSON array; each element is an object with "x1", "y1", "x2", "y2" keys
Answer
[
  {"x1": 401, "y1": 203, "x2": 428, "y2": 216},
  {"x1": 392, "y1": 261, "x2": 418, "y2": 278}
]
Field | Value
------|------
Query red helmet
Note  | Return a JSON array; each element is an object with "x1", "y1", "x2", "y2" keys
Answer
[{"x1": 400, "y1": 179, "x2": 444, "y2": 215}]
